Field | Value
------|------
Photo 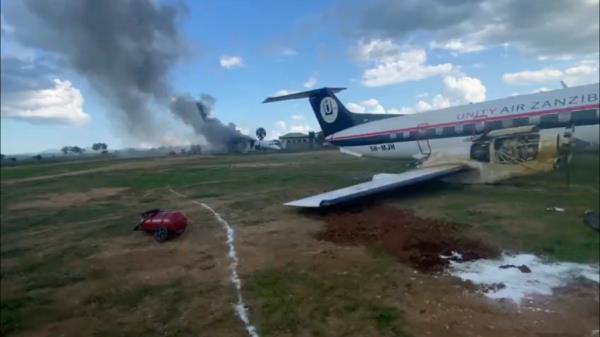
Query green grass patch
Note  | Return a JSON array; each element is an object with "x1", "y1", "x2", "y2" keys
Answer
[{"x1": 247, "y1": 265, "x2": 410, "y2": 337}]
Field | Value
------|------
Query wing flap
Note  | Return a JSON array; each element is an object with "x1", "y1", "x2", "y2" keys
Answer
[{"x1": 285, "y1": 164, "x2": 466, "y2": 207}]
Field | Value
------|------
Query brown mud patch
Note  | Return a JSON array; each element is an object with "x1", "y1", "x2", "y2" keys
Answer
[
  {"x1": 315, "y1": 206, "x2": 498, "y2": 272},
  {"x1": 8, "y1": 187, "x2": 129, "y2": 210}
]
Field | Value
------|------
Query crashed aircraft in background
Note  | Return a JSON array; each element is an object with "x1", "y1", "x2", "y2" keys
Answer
[
  {"x1": 252, "y1": 139, "x2": 282, "y2": 151},
  {"x1": 264, "y1": 82, "x2": 600, "y2": 207}
]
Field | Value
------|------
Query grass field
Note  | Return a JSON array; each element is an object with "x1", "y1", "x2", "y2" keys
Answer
[{"x1": 1, "y1": 149, "x2": 598, "y2": 336}]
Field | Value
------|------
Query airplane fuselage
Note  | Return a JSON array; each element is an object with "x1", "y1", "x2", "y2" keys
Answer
[{"x1": 327, "y1": 83, "x2": 600, "y2": 159}]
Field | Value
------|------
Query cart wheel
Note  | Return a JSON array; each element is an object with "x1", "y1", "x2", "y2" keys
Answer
[{"x1": 154, "y1": 227, "x2": 169, "y2": 242}]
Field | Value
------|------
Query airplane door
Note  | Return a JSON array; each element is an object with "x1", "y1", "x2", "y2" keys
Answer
[{"x1": 417, "y1": 123, "x2": 432, "y2": 156}]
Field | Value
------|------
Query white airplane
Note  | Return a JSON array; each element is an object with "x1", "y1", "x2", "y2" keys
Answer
[
  {"x1": 263, "y1": 82, "x2": 600, "y2": 207},
  {"x1": 253, "y1": 139, "x2": 281, "y2": 151}
]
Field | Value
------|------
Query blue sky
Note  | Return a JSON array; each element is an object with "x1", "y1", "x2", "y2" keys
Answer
[{"x1": 1, "y1": 0, "x2": 599, "y2": 154}]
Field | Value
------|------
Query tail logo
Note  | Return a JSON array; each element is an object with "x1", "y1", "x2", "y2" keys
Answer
[{"x1": 320, "y1": 97, "x2": 338, "y2": 123}]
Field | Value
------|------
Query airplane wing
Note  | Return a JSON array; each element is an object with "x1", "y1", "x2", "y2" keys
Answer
[{"x1": 285, "y1": 164, "x2": 467, "y2": 207}]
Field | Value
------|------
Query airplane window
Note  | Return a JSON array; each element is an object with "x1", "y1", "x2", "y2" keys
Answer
[
  {"x1": 540, "y1": 114, "x2": 560, "y2": 127},
  {"x1": 485, "y1": 120, "x2": 503, "y2": 130},
  {"x1": 513, "y1": 117, "x2": 529, "y2": 127},
  {"x1": 442, "y1": 126, "x2": 455, "y2": 136},
  {"x1": 558, "y1": 112, "x2": 571, "y2": 122},
  {"x1": 463, "y1": 124, "x2": 475, "y2": 134},
  {"x1": 572, "y1": 110, "x2": 597, "y2": 123},
  {"x1": 529, "y1": 116, "x2": 541, "y2": 125}
]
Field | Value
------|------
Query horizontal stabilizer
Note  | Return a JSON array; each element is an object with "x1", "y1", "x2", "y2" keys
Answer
[
  {"x1": 285, "y1": 164, "x2": 466, "y2": 207},
  {"x1": 263, "y1": 87, "x2": 346, "y2": 103}
]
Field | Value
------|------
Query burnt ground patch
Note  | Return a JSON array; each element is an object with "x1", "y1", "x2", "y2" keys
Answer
[{"x1": 314, "y1": 206, "x2": 498, "y2": 272}]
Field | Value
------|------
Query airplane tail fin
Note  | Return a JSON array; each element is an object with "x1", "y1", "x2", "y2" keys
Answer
[{"x1": 263, "y1": 87, "x2": 355, "y2": 137}]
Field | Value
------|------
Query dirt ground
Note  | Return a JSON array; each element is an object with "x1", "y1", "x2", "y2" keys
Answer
[
  {"x1": 8, "y1": 187, "x2": 129, "y2": 210},
  {"x1": 2, "y1": 151, "x2": 598, "y2": 337},
  {"x1": 315, "y1": 206, "x2": 498, "y2": 272},
  {"x1": 310, "y1": 207, "x2": 600, "y2": 337}
]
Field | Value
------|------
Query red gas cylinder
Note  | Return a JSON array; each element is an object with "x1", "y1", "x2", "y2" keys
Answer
[{"x1": 135, "y1": 209, "x2": 188, "y2": 242}]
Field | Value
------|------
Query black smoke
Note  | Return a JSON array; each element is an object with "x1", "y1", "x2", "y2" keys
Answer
[
  {"x1": 170, "y1": 94, "x2": 252, "y2": 152},
  {"x1": 4, "y1": 0, "x2": 248, "y2": 148}
]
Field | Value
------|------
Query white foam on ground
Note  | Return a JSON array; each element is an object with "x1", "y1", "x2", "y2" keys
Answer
[
  {"x1": 169, "y1": 187, "x2": 259, "y2": 337},
  {"x1": 448, "y1": 253, "x2": 599, "y2": 304}
]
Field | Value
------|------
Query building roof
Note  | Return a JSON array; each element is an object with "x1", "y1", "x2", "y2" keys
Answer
[{"x1": 279, "y1": 132, "x2": 309, "y2": 138}]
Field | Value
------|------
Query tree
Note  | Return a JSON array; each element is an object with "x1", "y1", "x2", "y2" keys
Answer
[
  {"x1": 0, "y1": 154, "x2": 4, "y2": 161},
  {"x1": 256, "y1": 127, "x2": 266, "y2": 141},
  {"x1": 61, "y1": 146, "x2": 70, "y2": 155},
  {"x1": 70, "y1": 146, "x2": 84, "y2": 155},
  {"x1": 32, "y1": 154, "x2": 42, "y2": 160},
  {"x1": 92, "y1": 143, "x2": 108, "y2": 152}
]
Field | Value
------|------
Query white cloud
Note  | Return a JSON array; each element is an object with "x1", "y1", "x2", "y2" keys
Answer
[
  {"x1": 443, "y1": 75, "x2": 486, "y2": 103},
  {"x1": 503, "y1": 60, "x2": 599, "y2": 86},
  {"x1": 235, "y1": 126, "x2": 249, "y2": 135},
  {"x1": 503, "y1": 69, "x2": 563, "y2": 84},
  {"x1": 390, "y1": 94, "x2": 451, "y2": 114},
  {"x1": 1, "y1": 79, "x2": 90, "y2": 125},
  {"x1": 282, "y1": 48, "x2": 297, "y2": 56},
  {"x1": 290, "y1": 124, "x2": 311, "y2": 133},
  {"x1": 303, "y1": 75, "x2": 317, "y2": 89},
  {"x1": 357, "y1": 0, "x2": 599, "y2": 57},
  {"x1": 1, "y1": 13, "x2": 14, "y2": 33},
  {"x1": 429, "y1": 39, "x2": 485, "y2": 54},
  {"x1": 219, "y1": 55, "x2": 244, "y2": 69},
  {"x1": 357, "y1": 39, "x2": 453, "y2": 87},
  {"x1": 275, "y1": 120, "x2": 287, "y2": 130},
  {"x1": 386, "y1": 75, "x2": 486, "y2": 114},
  {"x1": 274, "y1": 89, "x2": 293, "y2": 96},
  {"x1": 271, "y1": 119, "x2": 314, "y2": 139},
  {"x1": 291, "y1": 114, "x2": 304, "y2": 120},
  {"x1": 531, "y1": 87, "x2": 551, "y2": 93},
  {"x1": 347, "y1": 98, "x2": 386, "y2": 114}
]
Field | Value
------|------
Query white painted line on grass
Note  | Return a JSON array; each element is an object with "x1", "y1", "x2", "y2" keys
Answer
[{"x1": 168, "y1": 187, "x2": 259, "y2": 337}]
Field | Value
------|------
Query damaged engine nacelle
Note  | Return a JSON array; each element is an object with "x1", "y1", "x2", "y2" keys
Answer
[
  {"x1": 430, "y1": 126, "x2": 572, "y2": 184},
  {"x1": 470, "y1": 126, "x2": 547, "y2": 165}
]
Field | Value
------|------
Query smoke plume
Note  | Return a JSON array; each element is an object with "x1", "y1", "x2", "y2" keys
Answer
[
  {"x1": 170, "y1": 94, "x2": 252, "y2": 152},
  {"x1": 5, "y1": 0, "x2": 247, "y2": 148}
]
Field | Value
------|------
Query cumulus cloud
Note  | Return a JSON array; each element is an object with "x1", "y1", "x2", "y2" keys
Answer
[
  {"x1": 365, "y1": 75, "x2": 486, "y2": 115},
  {"x1": 274, "y1": 89, "x2": 292, "y2": 96},
  {"x1": 443, "y1": 75, "x2": 486, "y2": 103},
  {"x1": 389, "y1": 94, "x2": 451, "y2": 115},
  {"x1": 503, "y1": 69, "x2": 563, "y2": 84},
  {"x1": 347, "y1": 98, "x2": 386, "y2": 114},
  {"x1": 1, "y1": 79, "x2": 90, "y2": 125},
  {"x1": 503, "y1": 60, "x2": 599, "y2": 85},
  {"x1": 303, "y1": 75, "x2": 317, "y2": 89},
  {"x1": 429, "y1": 39, "x2": 485, "y2": 54},
  {"x1": 357, "y1": 39, "x2": 452, "y2": 87},
  {"x1": 353, "y1": 0, "x2": 599, "y2": 57},
  {"x1": 220, "y1": 55, "x2": 244, "y2": 69}
]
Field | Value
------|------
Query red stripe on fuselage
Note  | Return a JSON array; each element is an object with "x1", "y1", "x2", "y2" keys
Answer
[{"x1": 329, "y1": 104, "x2": 600, "y2": 141}]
